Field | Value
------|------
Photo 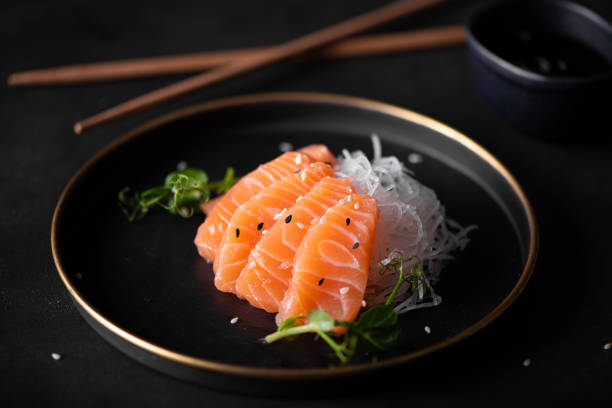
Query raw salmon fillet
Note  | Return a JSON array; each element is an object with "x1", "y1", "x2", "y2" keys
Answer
[
  {"x1": 236, "y1": 177, "x2": 354, "y2": 312},
  {"x1": 213, "y1": 162, "x2": 334, "y2": 293},
  {"x1": 276, "y1": 195, "x2": 378, "y2": 326},
  {"x1": 199, "y1": 145, "x2": 337, "y2": 218},
  {"x1": 194, "y1": 151, "x2": 315, "y2": 261},
  {"x1": 297, "y1": 144, "x2": 338, "y2": 167}
]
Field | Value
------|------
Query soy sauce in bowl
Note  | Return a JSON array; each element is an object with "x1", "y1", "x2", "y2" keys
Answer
[
  {"x1": 483, "y1": 27, "x2": 611, "y2": 77},
  {"x1": 466, "y1": 0, "x2": 612, "y2": 139}
]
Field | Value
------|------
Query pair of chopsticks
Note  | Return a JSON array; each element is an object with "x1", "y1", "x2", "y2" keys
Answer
[{"x1": 8, "y1": 0, "x2": 462, "y2": 134}]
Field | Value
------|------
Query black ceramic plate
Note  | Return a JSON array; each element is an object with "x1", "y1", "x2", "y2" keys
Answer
[{"x1": 52, "y1": 92, "x2": 537, "y2": 393}]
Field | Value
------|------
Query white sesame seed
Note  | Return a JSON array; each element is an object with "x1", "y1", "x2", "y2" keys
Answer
[
  {"x1": 353, "y1": 202, "x2": 360, "y2": 210},
  {"x1": 424, "y1": 325, "x2": 431, "y2": 334},
  {"x1": 262, "y1": 230, "x2": 268, "y2": 235},
  {"x1": 180, "y1": 208, "x2": 190, "y2": 217},
  {"x1": 248, "y1": 261, "x2": 256, "y2": 269},
  {"x1": 296, "y1": 222, "x2": 305, "y2": 229},
  {"x1": 278, "y1": 142, "x2": 293, "y2": 152},
  {"x1": 604, "y1": 343, "x2": 612, "y2": 350},
  {"x1": 208, "y1": 225, "x2": 215, "y2": 234},
  {"x1": 176, "y1": 161, "x2": 188, "y2": 171},
  {"x1": 361, "y1": 300, "x2": 367, "y2": 308},
  {"x1": 51, "y1": 353, "x2": 62, "y2": 361},
  {"x1": 230, "y1": 317, "x2": 239, "y2": 324},
  {"x1": 274, "y1": 208, "x2": 287, "y2": 220},
  {"x1": 408, "y1": 153, "x2": 423, "y2": 164},
  {"x1": 295, "y1": 154, "x2": 302, "y2": 165},
  {"x1": 339, "y1": 199, "x2": 346, "y2": 205},
  {"x1": 320, "y1": 215, "x2": 327, "y2": 224},
  {"x1": 347, "y1": 194, "x2": 352, "y2": 203},
  {"x1": 522, "y1": 358, "x2": 531, "y2": 367},
  {"x1": 296, "y1": 195, "x2": 303, "y2": 202},
  {"x1": 340, "y1": 287, "x2": 349, "y2": 295},
  {"x1": 75, "y1": 273, "x2": 82, "y2": 280},
  {"x1": 300, "y1": 171, "x2": 307, "y2": 181}
]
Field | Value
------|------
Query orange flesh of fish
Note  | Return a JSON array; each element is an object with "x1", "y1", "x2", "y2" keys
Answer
[
  {"x1": 235, "y1": 176, "x2": 354, "y2": 312},
  {"x1": 198, "y1": 145, "x2": 337, "y2": 217},
  {"x1": 194, "y1": 151, "x2": 314, "y2": 261},
  {"x1": 213, "y1": 162, "x2": 334, "y2": 293},
  {"x1": 297, "y1": 144, "x2": 338, "y2": 167},
  {"x1": 276, "y1": 194, "x2": 378, "y2": 326}
]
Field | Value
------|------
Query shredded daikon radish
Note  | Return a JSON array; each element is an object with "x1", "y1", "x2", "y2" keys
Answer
[{"x1": 337, "y1": 135, "x2": 474, "y2": 314}]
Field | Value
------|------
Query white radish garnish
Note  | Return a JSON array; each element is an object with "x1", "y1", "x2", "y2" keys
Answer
[{"x1": 337, "y1": 135, "x2": 474, "y2": 314}]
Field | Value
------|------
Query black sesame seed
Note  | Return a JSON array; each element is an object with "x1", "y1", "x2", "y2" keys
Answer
[
  {"x1": 318, "y1": 278, "x2": 325, "y2": 286},
  {"x1": 285, "y1": 214, "x2": 292, "y2": 224},
  {"x1": 324, "y1": 161, "x2": 332, "y2": 166},
  {"x1": 257, "y1": 222, "x2": 264, "y2": 230},
  {"x1": 352, "y1": 242, "x2": 359, "y2": 249},
  {"x1": 235, "y1": 228, "x2": 240, "y2": 238},
  {"x1": 346, "y1": 217, "x2": 351, "y2": 226},
  {"x1": 294, "y1": 169, "x2": 301, "y2": 174}
]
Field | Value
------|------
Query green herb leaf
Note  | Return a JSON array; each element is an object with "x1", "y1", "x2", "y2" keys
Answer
[
  {"x1": 356, "y1": 327, "x2": 400, "y2": 352},
  {"x1": 119, "y1": 166, "x2": 238, "y2": 222},
  {"x1": 164, "y1": 168, "x2": 208, "y2": 188},
  {"x1": 355, "y1": 304, "x2": 397, "y2": 330},
  {"x1": 307, "y1": 309, "x2": 335, "y2": 332},
  {"x1": 263, "y1": 253, "x2": 426, "y2": 365}
]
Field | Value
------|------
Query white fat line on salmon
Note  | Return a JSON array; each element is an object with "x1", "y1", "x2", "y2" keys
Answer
[
  {"x1": 273, "y1": 208, "x2": 287, "y2": 220},
  {"x1": 302, "y1": 269, "x2": 364, "y2": 290},
  {"x1": 325, "y1": 221, "x2": 361, "y2": 242}
]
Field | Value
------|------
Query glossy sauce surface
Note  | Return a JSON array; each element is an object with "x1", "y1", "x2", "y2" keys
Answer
[{"x1": 482, "y1": 27, "x2": 610, "y2": 77}]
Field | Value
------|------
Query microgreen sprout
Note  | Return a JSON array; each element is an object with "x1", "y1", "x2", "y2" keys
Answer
[
  {"x1": 118, "y1": 167, "x2": 238, "y2": 222},
  {"x1": 264, "y1": 253, "x2": 427, "y2": 365}
]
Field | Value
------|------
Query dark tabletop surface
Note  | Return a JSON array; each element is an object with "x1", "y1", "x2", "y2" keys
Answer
[{"x1": 2, "y1": 0, "x2": 611, "y2": 406}]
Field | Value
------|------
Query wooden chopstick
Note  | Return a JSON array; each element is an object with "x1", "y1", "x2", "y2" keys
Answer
[
  {"x1": 73, "y1": 0, "x2": 448, "y2": 134},
  {"x1": 7, "y1": 25, "x2": 464, "y2": 86}
]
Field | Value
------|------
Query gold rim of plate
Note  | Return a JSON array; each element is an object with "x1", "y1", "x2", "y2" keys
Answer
[{"x1": 51, "y1": 92, "x2": 539, "y2": 380}]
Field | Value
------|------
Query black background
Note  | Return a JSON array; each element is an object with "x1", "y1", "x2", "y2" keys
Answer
[{"x1": 2, "y1": 0, "x2": 611, "y2": 405}]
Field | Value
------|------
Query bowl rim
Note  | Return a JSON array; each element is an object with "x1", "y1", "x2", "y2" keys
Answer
[{"x1": 466, "y1": 0, "x2": 612, "y2": 90}]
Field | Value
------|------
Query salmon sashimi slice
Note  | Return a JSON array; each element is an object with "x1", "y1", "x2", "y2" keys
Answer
[
  {"x1": 276, "y1": 194, "x2": 378, "y2": 327},
  {"x1": 236, "y1": 177, "x2": 354, "y2": 313},
  {"x1": 198, "y1": 145, "x2": 338, "y2": 217},
  {"x1": 297, "y1": 144, "x2": 338, "y2": 167},
  {"x1": 213, "y1": 162, "x2": 335, "y2": 293},
  {"x1": 200, "y1": 196, "x2": 221, "y2": 216},
  {"x1": 194, "y1": 151, "x2": 315, "y2": 261}
]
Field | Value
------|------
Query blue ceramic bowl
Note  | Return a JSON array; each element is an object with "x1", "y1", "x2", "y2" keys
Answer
[{"x1": 466, "y1": 0, "x2": 612, "y2": 139}]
